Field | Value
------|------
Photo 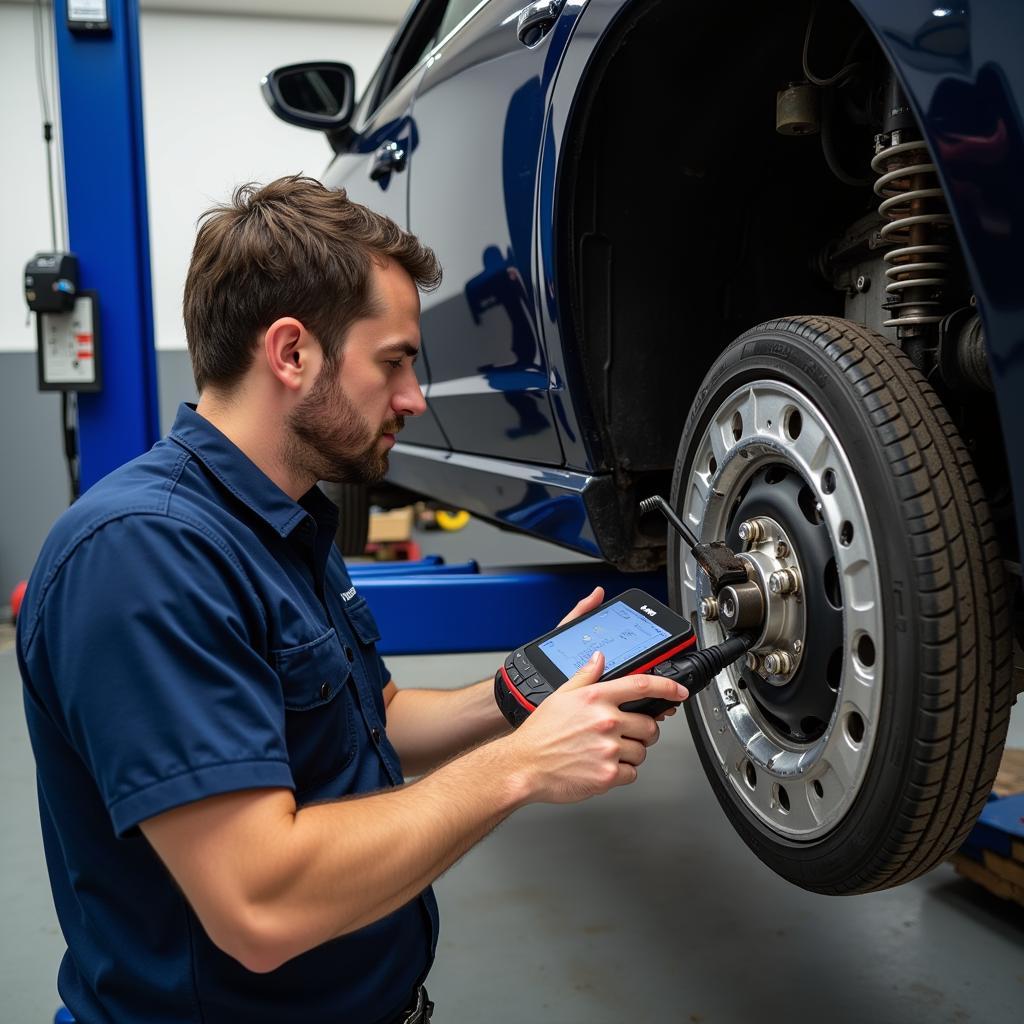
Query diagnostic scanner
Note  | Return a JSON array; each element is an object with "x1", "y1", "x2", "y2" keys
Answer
[
  {"x1": 494, "y1": 589, "x2": 756, "y2": 729},
  {"x1": 495, "y1": 589, "x2": 696, "y2": 728}
]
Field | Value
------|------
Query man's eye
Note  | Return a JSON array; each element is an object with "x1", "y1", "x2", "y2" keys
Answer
[{"x1": 385, "y1": 359, "x2": 403, "y2": 369}]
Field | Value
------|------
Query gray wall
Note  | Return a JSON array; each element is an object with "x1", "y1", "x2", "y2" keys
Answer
[{"x1": 1, "y1": 350, "x2": 196, "y2": 594}]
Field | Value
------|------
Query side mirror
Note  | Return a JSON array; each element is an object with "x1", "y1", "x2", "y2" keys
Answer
[{"x1": 261, "y1": 62, "x2": 356, "y2": 131}]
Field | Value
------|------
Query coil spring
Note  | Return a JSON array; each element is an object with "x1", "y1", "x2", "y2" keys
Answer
[{"x1": 870, "y1": 137, "x2": 954, "y2": 329}]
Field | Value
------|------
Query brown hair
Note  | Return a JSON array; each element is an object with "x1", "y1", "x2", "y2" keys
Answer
[{"x1": 182, "y1": 175, "x2": 441, "y2": 393}]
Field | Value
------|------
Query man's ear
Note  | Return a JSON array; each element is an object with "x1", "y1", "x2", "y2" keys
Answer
[{"x1": 263, "y1": 318, "x2": 320, "y2": 392}]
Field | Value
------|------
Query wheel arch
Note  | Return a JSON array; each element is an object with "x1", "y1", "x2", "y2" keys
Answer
[{"x1": 545, "y1": 0, "x2": 1019, "y2": 572}]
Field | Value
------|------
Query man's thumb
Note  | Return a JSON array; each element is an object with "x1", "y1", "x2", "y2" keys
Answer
[{"x1": 562, "y1": 650, "x2": 605, "y2": 690}]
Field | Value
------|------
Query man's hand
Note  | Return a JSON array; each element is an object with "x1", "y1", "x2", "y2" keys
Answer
[
  {"x1": 496, "y1": 651, "x2": 689, "y2": 805},
  {"x1": 555, "y1": 586, "x2": 677, "y2": 722}
]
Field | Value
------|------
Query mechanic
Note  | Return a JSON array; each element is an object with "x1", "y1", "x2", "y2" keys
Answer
[{"x1": 17, "y1": 176, "x2": 689, "y2": 1024}]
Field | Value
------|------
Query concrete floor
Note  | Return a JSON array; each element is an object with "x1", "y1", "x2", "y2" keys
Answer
[{"x1": 2, "y1": 518, "x2": 1023, "y2": 1023}]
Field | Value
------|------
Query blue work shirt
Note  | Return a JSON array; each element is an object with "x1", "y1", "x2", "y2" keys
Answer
[{"x1": 17, "y1": 403, "x2": 438, "y2": 1024}]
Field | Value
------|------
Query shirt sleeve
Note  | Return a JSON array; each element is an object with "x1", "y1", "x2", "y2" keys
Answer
[{"x1": 36, "y1": 513, "x2": 294, "y2": 837}]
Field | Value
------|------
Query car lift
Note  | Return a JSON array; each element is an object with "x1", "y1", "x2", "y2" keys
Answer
[
  {"x1": 53, "y1": 0, "x2": 160, "y2": 492},
  {"x1": 348, "y1": 555, "x2": 670, "y2": 655}
]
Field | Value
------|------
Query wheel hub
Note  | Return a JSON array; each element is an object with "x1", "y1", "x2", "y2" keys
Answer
[{"x1": 725, "y1": 472, "x2": 844, "y2": 743}]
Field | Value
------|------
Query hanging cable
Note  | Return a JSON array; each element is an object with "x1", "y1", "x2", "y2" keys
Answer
[
  {"x1": 33, "y1": 0, "x2": 60, "y2": 250},
  {"x1": 802, "y1": 3, "x2": 864, "y2": 89},
  {"x1": 61, "y1": 392, "x2": 81, "y2": 503}
]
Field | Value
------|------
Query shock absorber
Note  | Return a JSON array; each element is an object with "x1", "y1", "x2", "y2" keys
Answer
[{"x1": 870, "y1": 76, "x2": 954, "y2": 367}]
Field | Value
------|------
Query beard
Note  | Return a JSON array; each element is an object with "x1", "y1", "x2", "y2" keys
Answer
[{"x1": 285, "y1": 360, "x2": 403, "y2": 486}]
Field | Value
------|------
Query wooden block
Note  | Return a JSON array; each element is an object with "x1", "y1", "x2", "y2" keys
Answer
[
  {"x1": 952, "y1": 854, "x2": 1024, "y2": 906},
  {"x1": 1014, "y1": 840, "x2": 1024, "y2": 863},
  {"x1": 983, "y1": 849, "x2": 1024, "y2": 889}
]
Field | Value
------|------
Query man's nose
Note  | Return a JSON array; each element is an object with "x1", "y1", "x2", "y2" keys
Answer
[{"x1": 395, "y1": 375, "x2": 427, "y2": 418}]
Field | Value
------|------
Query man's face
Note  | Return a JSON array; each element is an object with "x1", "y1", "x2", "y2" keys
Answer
[{"x1": 285, "y1": 259, "x2": 426, "y2": 485}]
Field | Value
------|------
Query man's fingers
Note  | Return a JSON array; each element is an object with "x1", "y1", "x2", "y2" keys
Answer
[
  {"x1": 596, "y1": 673, "x2": 689, "y2": 706},
  {"x1": 621, "y1": 715, "x2": 660, "y2": 746},
  {"x1": 613, "y1": 763, "x2": 639, "y2": 788},
  {"x1": 557, "y1": 586, "x2": 605, "y2": 628},
  {"x1": 560, "y1": 650, "x2": 606, "y2": 691},
  {"x1": 618, "y1": 738, "x2": 647, "y2": 767}
]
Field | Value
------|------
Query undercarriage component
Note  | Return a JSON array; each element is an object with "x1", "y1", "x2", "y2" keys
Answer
[
  {"x1": 776, "y1": 82, "x2": 819, "y2": 136},
  {"x1": 871, "y1": 78, "x2": 955, "y2": 365},
  {"x1": 668, "y1": 315, "x2": 1013, "y2": 895},
  {"x1": 938, "y1": 308, "x2": 994, "y2": 394}
]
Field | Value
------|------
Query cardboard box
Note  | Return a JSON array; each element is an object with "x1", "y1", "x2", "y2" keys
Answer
[{"x1": 368, "y1": 507, "x2": 414, "y2": 544}]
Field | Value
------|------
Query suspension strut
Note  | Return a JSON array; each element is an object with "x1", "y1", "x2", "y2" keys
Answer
[{"x1": 870, "y1": 75, "x2": 955, "y2": 369}]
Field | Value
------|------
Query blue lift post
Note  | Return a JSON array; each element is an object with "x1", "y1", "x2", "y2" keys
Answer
[{"x1": 53, "y1": 0, "x2": 160, "y2": 491}]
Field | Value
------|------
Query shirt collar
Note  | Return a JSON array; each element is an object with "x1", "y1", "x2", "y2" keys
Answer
[{"x1": 168, "y1": 403, "x2": 338, "y2": 539}]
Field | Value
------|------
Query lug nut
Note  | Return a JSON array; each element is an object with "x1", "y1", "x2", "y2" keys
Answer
[
  {"x1": 700, "y1": 597, "x2": 719, "y2": 622},
  {"x1": 769, "y1": 568, "x2": 801, "y2": 595},
  {"x1": 738, "y1": 518, "x2": 768, "y2": 544},
  {"x1": 764, "y1": 650, "x2": 793, "y2": 676},
  {"x1": 745, "y1": 652, "x2": 762, "y2": 673}
]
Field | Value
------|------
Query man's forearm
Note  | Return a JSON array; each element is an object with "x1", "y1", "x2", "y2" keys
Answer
[
  {"x1": 385, "y1": 679, "x2": 509, "y2": 775},
  {"x1": 172, "y1": 737, "x2": 532, "y2": 972}
]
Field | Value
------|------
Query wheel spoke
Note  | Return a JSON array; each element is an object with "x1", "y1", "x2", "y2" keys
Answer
[{"x1": 752, "y1": 392, "x2": 789, "y2": 437}]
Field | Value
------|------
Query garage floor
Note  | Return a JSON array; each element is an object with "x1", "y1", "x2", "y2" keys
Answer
[{"x1": 2, "y1": 518, "x2": 1022, "y2": 1024}]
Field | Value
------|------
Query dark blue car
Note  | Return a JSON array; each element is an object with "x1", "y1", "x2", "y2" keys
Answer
[{"x1": 263, "y1": 0, "x2": 1023, "y2": 895}]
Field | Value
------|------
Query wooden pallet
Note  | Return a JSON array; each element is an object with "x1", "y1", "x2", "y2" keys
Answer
[{"x1": 951, "y1": 748, "x2": 1024, "y2": 908}]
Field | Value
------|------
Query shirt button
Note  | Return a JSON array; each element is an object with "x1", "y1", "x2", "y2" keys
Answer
[
  {"x1": 319, "y1": 682, "x2": 331, "y2": 700},
  {"x1": 344, "y1": 645, "x2": 355, "y2": 662},
  {"x1": 371, "y1": 727, "x2": 381, "y2": 744}
]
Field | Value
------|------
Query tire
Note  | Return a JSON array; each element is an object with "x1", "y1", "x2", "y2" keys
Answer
[
  {"x1": 320, "y1": 481, "x2": 370, "y2": 557},
  {"x1": 668, "y1": 316, "x2": 1013, "y2": 894}
]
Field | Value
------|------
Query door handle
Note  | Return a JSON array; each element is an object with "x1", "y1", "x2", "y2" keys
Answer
[
  {"x1": 517, "y1": 0, "x2": 566, "y2": 46},
  {"x1": 370, "y1": 140, "x2": 407, "y2": 181}
]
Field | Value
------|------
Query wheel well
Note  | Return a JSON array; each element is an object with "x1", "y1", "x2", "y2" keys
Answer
[{"x1": 560, "y1": 0, "x2": 887, "y2": 567}]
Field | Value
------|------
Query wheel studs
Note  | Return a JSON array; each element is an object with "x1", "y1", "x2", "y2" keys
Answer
[
  {"x1": 738, "y1": 518, "x2": 768, "y2": 544},
  {"x1": 769, "y1": 568, "x2": 800, "y2": 595},
  {"x1": 764, "y1": 650, "x2": 793, "y2": 676},
  {"x1": 700, "y1": 597, "x2": 719, "y2": 622}
]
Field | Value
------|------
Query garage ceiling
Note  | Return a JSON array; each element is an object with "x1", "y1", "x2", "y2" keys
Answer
[{"x1": 140, "y1": 0, "x2": 408, "y2": 22}]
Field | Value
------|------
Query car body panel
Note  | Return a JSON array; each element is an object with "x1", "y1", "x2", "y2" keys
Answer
[
  {"x1": 321, "y1": 55, "x2": 450, "y2": 451},
  {"x1": 389, "y1": 441, "x2": 602, "y2": 555},
  {"x1": 406, "y1": 0, "x2": 572, "y2": 466}
]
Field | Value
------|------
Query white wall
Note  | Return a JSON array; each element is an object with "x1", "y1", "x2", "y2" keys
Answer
[{"x1": 0, "y1": 2, "x2": 394, "y2": 353}]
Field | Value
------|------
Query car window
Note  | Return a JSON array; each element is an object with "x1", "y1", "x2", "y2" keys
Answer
[
  {"x1": 436, "y1": 0, "x2": 485, "y2": 43},
  {"x1": 368, "y1": 0, "x2": 450, "y2": 116}
]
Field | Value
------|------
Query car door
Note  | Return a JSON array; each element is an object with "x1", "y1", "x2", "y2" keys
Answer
[
  {"x1": 320, "y1": 1, "x2": 451, "y2": 450},
  {"x1": 407, "y1": 0, "x2": 575, "y2": 466}
]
